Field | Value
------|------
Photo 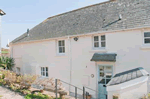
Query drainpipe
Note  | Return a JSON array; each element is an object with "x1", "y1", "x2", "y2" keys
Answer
[{"x1": 68, "y1": 36, "x2": 72, "y2": 92}]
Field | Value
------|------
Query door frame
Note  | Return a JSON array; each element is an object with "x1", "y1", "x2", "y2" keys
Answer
[{"x1": 96, "y1": 62, "x2": 115, "y2": 99}]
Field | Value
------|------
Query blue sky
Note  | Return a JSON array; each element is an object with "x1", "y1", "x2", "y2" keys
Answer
[{"x1": 1, "y1": 0, "x2": 106, "y2": 48}]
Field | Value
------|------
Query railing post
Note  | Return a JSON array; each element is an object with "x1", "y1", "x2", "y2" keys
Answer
[
  {"x1": 55, "y1": 79, "x2": 58, "y2": 99},
  {"x1": 86, "y1": 92, "x2": 88, "y2": 99},
  {"x1": 83, "y1": 87, "x2": 85, "y2": 99},
  {"x1": 75, "y1": 87, "x2": 77, "y2": 99}
]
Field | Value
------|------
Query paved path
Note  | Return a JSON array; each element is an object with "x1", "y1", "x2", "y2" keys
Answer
[{"x1": 0, "y1": 86, "x2": 24, "y2": 99}]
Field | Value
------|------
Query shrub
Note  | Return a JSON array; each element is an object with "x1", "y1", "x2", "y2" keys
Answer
[
  {"x1": 10, "y1": 83, "x2": 16, "y2": 91},
  {"x1": 25, "y1": 92, "x2": 52, "y2": 99},
  {"x1": 0, "y1": 70, "x2": 37, "y2": 89},
  {"x1": 20, "y1": 89, "x2": 31, "y2": 95},
  {"x1": 0, "y1": 56, "x2": 15, "y2": 70},
  {"x1": 20, "y1": 75, "x2": 37, "y2": 89}
]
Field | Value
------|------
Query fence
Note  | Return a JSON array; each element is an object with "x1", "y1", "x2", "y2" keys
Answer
[
  {"x1": 31, "y1": 77, "x2": 106, "y2": 99},
  {"x1": 55, "y1": 79, "x2": 98, "y2": 99}
]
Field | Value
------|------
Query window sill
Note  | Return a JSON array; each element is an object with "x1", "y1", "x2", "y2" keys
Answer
[
  {"x1": 89, "y1": 48, "x2": 107, "y2": 53},
  {"x1": 140, "y1": 45, "x2": 150, "y2": 50},
  {"x1": 55, "y1": 53, "x2": 67, "y2": 57},
  {"x1": 39, "y1": 76, "x2": 49, "y2": 79}
]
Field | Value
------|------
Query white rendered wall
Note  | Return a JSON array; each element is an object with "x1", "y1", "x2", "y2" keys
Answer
[{"x1": 10, "y1": 28, "x2": 150, "y2": 98}]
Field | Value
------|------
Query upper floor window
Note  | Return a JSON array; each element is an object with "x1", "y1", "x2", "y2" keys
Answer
[
  {"x1": 144, "y1": 32, "x2": 150, "y2": 44},
  {"x1": 41, "y1": 67, "x2": 48, "y2": 77},
  {"x1": 93, "y1": 35, "x2": 106, "y2": 48},
  {"x1": 58, "y1": 40, "x2": 65, "y2": 53}
]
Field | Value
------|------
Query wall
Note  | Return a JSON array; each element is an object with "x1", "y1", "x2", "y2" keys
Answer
[{"x1": 10, "y1": 28, "x2": 150, "y2": 98}]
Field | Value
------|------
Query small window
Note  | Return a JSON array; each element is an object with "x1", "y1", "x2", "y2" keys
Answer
[
  {"x1": 41, "y1": 67, "x2": 48, "y2": 77},
  {"x1": 93, "y1": 35, "x2": 106, "y2": 48},
  {"x1": 144, "y1": 32, "x2": 150, "y2": 44},
  {"x1": 58, "y1": 40, "x2": 65, "y2": 53}
]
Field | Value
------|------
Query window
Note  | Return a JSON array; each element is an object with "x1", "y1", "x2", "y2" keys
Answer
[
  {"x1": 41, "y1": 67, "x2": 48, "y2": 77},
  {"x1": 144, "y1": 32, "x2": 150, "y2": 44},
  {"x1": 58, "y1": 40, "x2": 65, "y2": 53},
  {"x1": 99, "y1": 66, "x2": 113, "y2": 85},
  {"x1": 93, "y1": 35, "x2": 106, "y2": 48}
]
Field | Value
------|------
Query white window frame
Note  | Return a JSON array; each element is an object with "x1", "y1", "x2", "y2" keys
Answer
[
  {"x1": 93, "y1": 35, "x2": 106, "y2": 49},
  {"x1": 143, "y1": 32, "x2": 150, "y2": 45},
  {"x1": 41, "y1": 67, "x2": 48, "y2": 77},
  {"x1": 57, "y1": 40, "x2": 65, "y2": 54}
]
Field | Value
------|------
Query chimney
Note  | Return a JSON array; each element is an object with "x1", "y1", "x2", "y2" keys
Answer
[
  {"x1": 6, "y1": 39, "x2": 9, "y2": 47},
  {"x1": 27, "y1": 28, "x2": 29, "y2": 36}
]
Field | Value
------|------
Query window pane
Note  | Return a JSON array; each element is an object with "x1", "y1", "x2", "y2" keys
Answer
[
  {"x1": 100, "y1": 66, "x2": 104, "y2": 71},
  {"x1": 41, "y1": 71, "x2": 43, "y2": 76},
  {"x1": 94, "y1": 36, "x2": 99, "y2": 41},
  {"x1": 59, "y1": 41, "x2": 61, "y2": 46},
  {"x1": 43, "y1": 67, "x2": 45, "y2": 71},
  {"x1": 101, "y1": 35, "x2": 105, "y2": 40},
  {"x1": 43, "y1": 71, "x2": 45, "y2": 76},
  {"x1": 106, "y1": 79, "x2": 111, "y2": 84},
  {"x1": 144, "y1": 32, "x2": 150, "y2": 37},
  {"x1": 63, "y1": 47, "x2": 65, "y2": 53},
  {"x1": 99, "y1": 79, "x2": 105, "y2": 84},
  {"x1": 41, "y1": 67, "x2": 42, "y2": 71},
  {"x1": 59, "y1": 47, "x2": 63, "y2": 53},
  {"x1": 106, "y1": 73, "x2": 112, "y2": 78},
  {"x1": 105, "y1": 66, "x2": 112, "y2": 71},
  {"x1": 100, "y1": 72, "x2": 104, "y2": 77},
  {"x1": 46, "y1": 67, "x2": 48, "y2": 71},
  {"x1": 62, "y1": 40, "x2": 65, "y2": 46},
  {"x1": 145, "y1": 38, "x2": 150, "y2": 44},
  {"x1": 94, "y1": 42, "x2": 99, "y2": 47},
  {"x1": 101, "y1": 42, "x2": 105, "y2": 47},
  {"x1": 46, "y1": 72, "x2": 48, "y2": 77}
]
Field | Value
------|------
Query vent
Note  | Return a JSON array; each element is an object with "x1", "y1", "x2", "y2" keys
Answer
[{"x1": 27, "y1": 29, "x2": 29, "y2": 36}]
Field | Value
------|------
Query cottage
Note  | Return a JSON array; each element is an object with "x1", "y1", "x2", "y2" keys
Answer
[{"x1": 10, "y1": 0, "x2": 150, "y2": 98}]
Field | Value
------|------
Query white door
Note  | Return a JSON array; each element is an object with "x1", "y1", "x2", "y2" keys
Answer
[{"x1": 98, "y1": 65, "x2": 113, "y2": 99}]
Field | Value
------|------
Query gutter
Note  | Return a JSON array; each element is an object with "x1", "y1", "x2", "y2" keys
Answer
[
  {"x1": 10, "y1": 26, "x2": 150, "y2": 46},
  {"x1": 68, "y1": 36, "x2": 72, "y2": 92}
]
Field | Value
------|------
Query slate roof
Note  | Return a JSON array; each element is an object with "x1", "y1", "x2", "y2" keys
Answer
[
  {"x1": 107, "y1": 67, "x2": 149, "y2": 86},
  {"x1": 91, "y1": 53, "x2": 117, "y2": 62},
  {"x1": 12, "y1": 0, "x2": 150, "y2": 44}
]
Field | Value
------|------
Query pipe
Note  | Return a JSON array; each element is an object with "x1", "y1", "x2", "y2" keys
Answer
[{"x1": 68, "y1": 36, "x2": 72, "y2": 92}]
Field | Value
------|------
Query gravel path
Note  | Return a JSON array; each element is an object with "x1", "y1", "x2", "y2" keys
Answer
[{"x1": 0, "y1": 86, "x2": 24, "y2": 99}]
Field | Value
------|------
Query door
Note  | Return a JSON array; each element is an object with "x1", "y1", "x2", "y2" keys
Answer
[{"x1": 98, "y1": 65, "x2": 113, "y2": 99}]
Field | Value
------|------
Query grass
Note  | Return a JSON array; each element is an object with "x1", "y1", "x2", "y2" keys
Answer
[{"x1": 1, "y1": 51, "x2": 9, "y2": 54}]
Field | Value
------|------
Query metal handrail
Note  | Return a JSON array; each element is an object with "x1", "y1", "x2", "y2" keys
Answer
[
  {"x1": 84, "y1": 86, "x2": 107, "y2": 95},
  {"x1": 58, "y1": 79, "x2": 107, "y2": 98},
  {"x1": 84, "y1": 86, "x2": 98, "y2": 92},
  {"x1": 59, "y1": 79, "x2": 83, "y2": 91}
]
